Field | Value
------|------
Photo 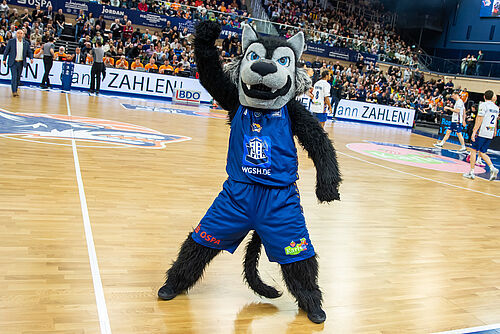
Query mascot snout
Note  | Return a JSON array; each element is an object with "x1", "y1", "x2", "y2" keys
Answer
[{"x1": 250, "y1": 61, "x2": 277, "y2": 77}]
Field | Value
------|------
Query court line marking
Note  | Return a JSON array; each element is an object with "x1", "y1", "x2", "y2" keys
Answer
[
  {"x1": 0, "y1": 135, "x2": 137, "y2": 148},
  {"x1": 66, "y1": 94, "x2": 112, "y2": 334},
  {"x1": 338, "y1": 150, "x2": 500, "y2": 198},
  {"x1": 432, "y1": 322, "x2": 500, "y2": 334}
]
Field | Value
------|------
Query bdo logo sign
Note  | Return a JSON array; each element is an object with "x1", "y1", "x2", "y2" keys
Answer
[{"x1": 173, "y1": 89, "x2": 201, "y2": 106}]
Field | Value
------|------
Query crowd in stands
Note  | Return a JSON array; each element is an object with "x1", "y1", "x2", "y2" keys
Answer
[
  {"x1": 262, "y1": 0, "x2": 417, "y2": 66},
  {"x1": 308, "y1": 58, "x2": 469, "y2": 124},
  {"x1": 0, "y1": 0, "x2": 420, "y2": 78},
  {"x1": 0, "y1": 3, "x2": 204, "y2": 75},
  {"x1": 0, "y1": 0, "x2": 470, "y2": 123}
]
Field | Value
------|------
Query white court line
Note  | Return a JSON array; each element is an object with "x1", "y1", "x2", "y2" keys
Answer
[
  {"x1": 66, "y1": 94, "x2": 112, "y2": 334},
  {"x1": 338, "y1": 150, "x2": 500, "y2": 198},
  {"x1": 432, "y1": 322, "x2": 500, "y2": 334}
]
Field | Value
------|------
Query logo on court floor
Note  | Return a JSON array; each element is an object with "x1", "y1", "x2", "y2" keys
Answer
[
  {"x1": 0, "y1": 108, "x2": 191, "y2": 148},
  {"x1": 121, "y1": 104, "x2": 227, "y2": 119},
  {"x1": 347, "y1": 142, "x2": 487, "y2": 174}
]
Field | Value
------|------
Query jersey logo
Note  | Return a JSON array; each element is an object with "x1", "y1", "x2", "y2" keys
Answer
[
  {"x1": 284, "y1": 238, "x2": 308, "y2": 255},
  {"x1": 251, "y1": 123, "x2": 262, "y2": 133},
  {"x1": 0, "y1": 108, "x2": 190, "y2": 149},
  {"x1": 243, "y1": 136, "x2": 271, "y2": 167}
]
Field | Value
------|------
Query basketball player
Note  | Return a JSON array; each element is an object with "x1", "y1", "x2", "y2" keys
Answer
[
  {"x1": 463, "y1": 90, "x2": 499, "y2": 180},
  {"x1": 434, "y1": 90, "x2": 467, "y2": 152},
  {"x1": 310, "y1": 71, "x2": 332, "y2": 128}
]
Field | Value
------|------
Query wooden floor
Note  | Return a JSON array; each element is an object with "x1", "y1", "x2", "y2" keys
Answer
[{"x1": 0, "y1": 86, "x2": 499, "y2": 334}]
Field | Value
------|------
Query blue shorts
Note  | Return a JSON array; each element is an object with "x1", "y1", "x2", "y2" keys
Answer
[
  {"x1": 472, "y1": 136, "x2": 491, "y2": 153},
  {"x1": 314, "y1": 113, "x2": 328, "y2": 123},
  {"x1": 449, "y1": 122, "x2": 463, "y2": 133},
  {"x1": 191, "y1": 179, "x2": 315, "y2": 264}
]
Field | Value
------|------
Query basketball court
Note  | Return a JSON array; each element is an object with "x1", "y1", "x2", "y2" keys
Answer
[{"x1": 0, "y1": 85, "x2": 499, "y2": 333}]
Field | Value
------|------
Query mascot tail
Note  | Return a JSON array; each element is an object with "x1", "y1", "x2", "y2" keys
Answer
[{"x1": 243, "y1": 231, "x2": 282, "y2": 299}]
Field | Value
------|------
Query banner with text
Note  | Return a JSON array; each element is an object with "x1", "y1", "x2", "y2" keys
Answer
[
  {"x1": 0, "y1": 59, "x2": 212, "y2": 102},
  {"x1": 336, "y1": 99, "x2": 415, "y2": 128},
  {"x1": 304, "y1": 43, "x2": 378, "y2": 65}
]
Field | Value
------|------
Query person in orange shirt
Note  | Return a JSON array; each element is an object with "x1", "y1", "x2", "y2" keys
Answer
[
  {"x1": 144, "y1": 57, "x2": 158, "y2": 72},
  {"x1": 159, "y1": 60, "x2": 174, "y2": 74},
  {"x1": 115, "y1": 55, "x2": 129, "y2": 70},
  {"x1": 173, "y1": 63, "x2": 183, "y2": 75},
  {"x1": 85, "y1": 52, "x2": 93, "y2": 65},
  {"x1": 170, "y1": 0, "x2": 180, "y2": 11},
  {"x1": 131, "y1": 58, "x2": 144, "y2": 71},
  {"x1": 103, "y1": 54, "x2": 115, "y2": 68},
  {"x1": 54, "y1": 46, "x2": 69, "y2": 61},
  {"x1": 459, "y1": 88, "x2": 469, "y2": 103},
  {"x1": 219, "y1": 1, "x2": 226, "y2": 12},
  {"x1": 33, "y1": 45, "x2": 43, "y2": 59}
]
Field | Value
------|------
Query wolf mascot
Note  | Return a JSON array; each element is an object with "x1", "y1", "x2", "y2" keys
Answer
[{"x1": 158, "y1": 21, "x2": 341, "y2": 324}]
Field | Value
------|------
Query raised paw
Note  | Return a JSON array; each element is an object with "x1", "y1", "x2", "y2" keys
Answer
[{"x1": 194, "y1": 21, "x2": 222, "y2": 44}]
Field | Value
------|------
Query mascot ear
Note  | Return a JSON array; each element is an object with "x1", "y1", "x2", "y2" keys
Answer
[
  {"x1": 242, "y1": 23, "x2": 259, "y2": 53},
  {"x1": 287, "y1": 31, "x2": 305, "y2": 59}
]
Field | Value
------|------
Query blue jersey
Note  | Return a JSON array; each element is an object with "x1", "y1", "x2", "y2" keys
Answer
[{"x1": 226, "y1": 105, "x2": 298, "y2": 187}]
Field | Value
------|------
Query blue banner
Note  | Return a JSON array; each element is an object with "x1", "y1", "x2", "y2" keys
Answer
[
  {"x1": 304, "y1": 42, "x2": 377, "y2": 65},
  {"x1": 7, "y1": 0, "x2": 55, "y2": 9}
]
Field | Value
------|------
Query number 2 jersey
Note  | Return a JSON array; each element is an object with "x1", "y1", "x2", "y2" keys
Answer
[
  {"x1": 478, "y1": 100, "x2": 499, "y2": 139},
  {"x1": 226, "y1": 105, "x2": 298, "y2": 187}
]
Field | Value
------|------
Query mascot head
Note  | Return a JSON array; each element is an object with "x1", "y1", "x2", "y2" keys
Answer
[{"x1": 225, "y1": 25, "x2": 311, "y2": 110}]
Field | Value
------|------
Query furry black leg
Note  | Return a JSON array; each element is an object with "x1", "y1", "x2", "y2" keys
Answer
[
  {"x1": 158, "y1": 233, "x2": 221, "y2": 300},
  {"x1": 280, "y1": 255, "x2": 325, "y2": 324}
]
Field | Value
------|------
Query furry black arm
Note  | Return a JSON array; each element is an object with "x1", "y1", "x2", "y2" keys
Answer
[
  {"x1": 194, "y1": 21, "x2": 239, "y2": 118},
  {"x1": 288, "y1": 99, "x2": 342, "y2": 202}
]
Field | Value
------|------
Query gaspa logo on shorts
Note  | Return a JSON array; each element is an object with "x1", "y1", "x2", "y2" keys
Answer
[{"x1": 284, "y1": 238, "x2": 308, "y2": 255}]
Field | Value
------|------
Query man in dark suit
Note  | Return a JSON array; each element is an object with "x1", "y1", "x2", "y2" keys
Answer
[
  {"x1": 2, "y1": 29, "x2": 33, "y2": 97},
  {"x1": 72, "y1": 47, "x2": 83, "y2": 64}
]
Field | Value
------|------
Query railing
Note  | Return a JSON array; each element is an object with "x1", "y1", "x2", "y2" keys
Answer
[
  {"x1": 416, "y1": 54, "x2": 500, "y2": 78},
  {"x1": 247, "y1": 0, "x2": 278, "y2": 35}
]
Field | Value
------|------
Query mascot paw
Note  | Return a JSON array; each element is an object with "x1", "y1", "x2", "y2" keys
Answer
[
  {"x1": 307, "y1": 308, "x2": 326, "y2": 324},
  {"x1": 316, "y1": 184, "x2": 340, "y2": 203},
  {"x1": 195, "y1": 21, "x2": 222, "y2": 44},
  {"x1": 158, "y1": 285, "x2": 178, "y2": 301}
]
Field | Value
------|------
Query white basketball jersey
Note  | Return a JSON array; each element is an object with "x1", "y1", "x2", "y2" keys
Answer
[
  {"x1": 310, "y1": 80, "x2": 330, "y2": 113},
  {"x1": 296, "y1": 93, "x2": 311, "y2": 110},
  {"x1": 478, "y1": 101, "x2": 499, "y2": 139},
  {"x1": 451, "y1": 98, "x2": 465, "y2": 123}
]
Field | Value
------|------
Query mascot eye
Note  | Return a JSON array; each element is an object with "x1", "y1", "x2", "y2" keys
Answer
[
  {"x1": 277, "y1": 57, "x2": 290, "y2": 66},
  {"x1": 248, "y1": 51, "x2": 260, "y2": 61}
]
